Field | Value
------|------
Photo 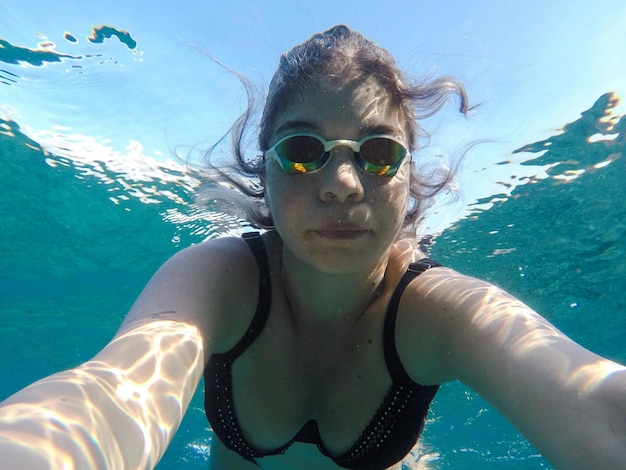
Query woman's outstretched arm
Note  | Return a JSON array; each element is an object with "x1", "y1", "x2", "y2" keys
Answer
[
  {"x1": 0, "y1": 319, "x2": 205, "y2": 469},
  {"x1": 0, "y1": 237, "x2": 257, "y2": 469},
  {"x1": 399, "y1": 267, "x2": 626, "y2": 470}
]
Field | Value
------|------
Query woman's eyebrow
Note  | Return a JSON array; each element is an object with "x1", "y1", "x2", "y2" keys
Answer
[
  {"x1": 274, "y1": 120, "x2": 320, "y2": 134},
  {"x1": 273, "y1": 120, "x2": 402, "y2": 139},
  {"x1": 360, "y1": 123, "x2": 402, "y2": 137}
]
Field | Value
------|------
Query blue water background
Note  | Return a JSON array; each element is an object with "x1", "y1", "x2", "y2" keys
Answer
[{"x1": 1, "y1": 21, "x2": 625, "y2": 470}]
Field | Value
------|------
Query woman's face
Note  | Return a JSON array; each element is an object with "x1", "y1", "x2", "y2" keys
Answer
[{"x1": 264, "y1": 76, "x2": 411, "y2": 274}]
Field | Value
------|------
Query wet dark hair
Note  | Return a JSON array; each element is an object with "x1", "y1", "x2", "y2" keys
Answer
[{"x1": 201, "y1": 25, "x2": 470, "y2": 237}]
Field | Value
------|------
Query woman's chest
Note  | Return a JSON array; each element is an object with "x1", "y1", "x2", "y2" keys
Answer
[{"x1": 230, "y1": 306, "x2": 394, "y2": 454}]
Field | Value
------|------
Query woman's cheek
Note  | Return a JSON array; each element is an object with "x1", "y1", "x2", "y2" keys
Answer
[{"x1": 266, "y1": 179, "x2": 311, "y2": 228}]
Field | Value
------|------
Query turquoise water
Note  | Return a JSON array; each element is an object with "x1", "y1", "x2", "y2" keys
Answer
[
  {"x1": 2, "y1": 94, "x2": 624, "y2": 468},
  {"x1": 1, "y1": 21, "x2": 626, "y2": 470}
]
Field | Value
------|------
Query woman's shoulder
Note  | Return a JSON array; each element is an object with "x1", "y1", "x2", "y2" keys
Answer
[
  {"x1": 120, "y1": 234, "x2": 264, "y2": 355},
  {"x1": 177, "y1": 230, "x2": 275, "y2": 261},
  {"x1": 162, "y1": 233, "x2": 272, "y2": 283},
  {"x1": 176, "y1": 233, "x2": 254, "y2": 259}
]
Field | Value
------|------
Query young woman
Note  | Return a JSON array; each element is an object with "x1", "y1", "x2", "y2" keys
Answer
[{"x1": 0, "y1": 25, "x2": 624, "y2": 470}]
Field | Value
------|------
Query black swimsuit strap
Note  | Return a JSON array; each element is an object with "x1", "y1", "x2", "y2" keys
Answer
[
  {"x1": 219, "y1": 232, "x2": 272, "y2": 361},
  {"x1": 383, "y1": 258, "x2": 442, "y2": 382}
]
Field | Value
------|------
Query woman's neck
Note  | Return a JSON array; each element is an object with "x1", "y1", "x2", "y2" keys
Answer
[{"x1": 280, "y1": 245, "x2": 389, "y2": 327}]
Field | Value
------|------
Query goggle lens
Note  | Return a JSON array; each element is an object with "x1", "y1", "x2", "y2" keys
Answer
[{"x1": 275, "y1": 135, "x2": 325, "y2": 164}]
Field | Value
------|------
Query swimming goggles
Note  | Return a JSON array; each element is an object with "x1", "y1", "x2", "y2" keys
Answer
[{"x1": 264, "y1": 132, "x2": 410, "y2": 177}]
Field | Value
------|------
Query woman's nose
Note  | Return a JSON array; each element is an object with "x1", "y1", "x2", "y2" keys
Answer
[{"x1": 318, "y1": 148, "x2": 365, "y2": 203}]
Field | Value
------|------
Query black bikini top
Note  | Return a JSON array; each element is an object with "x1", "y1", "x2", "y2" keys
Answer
[{"x1": 204, "y1": 232, "x2": 441, "y2": 469}]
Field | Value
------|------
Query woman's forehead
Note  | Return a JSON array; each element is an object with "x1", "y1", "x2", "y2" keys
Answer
[
  {"x1": 274, "y1": 76, "x2": 407, "y2": 139},
  {"x1": 296, "y1": 75, "x2": 391, "y2": 101}
]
